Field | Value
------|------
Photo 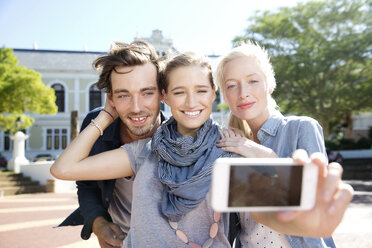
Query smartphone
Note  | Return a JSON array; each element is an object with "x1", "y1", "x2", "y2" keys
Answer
[{"x1": 211, "y1": 158, "x2": 318, "y2": 212}]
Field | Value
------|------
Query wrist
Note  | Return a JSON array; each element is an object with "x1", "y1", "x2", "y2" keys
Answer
[{"x1": 95, "y1": 111, "x2": 114, "y2": 130}]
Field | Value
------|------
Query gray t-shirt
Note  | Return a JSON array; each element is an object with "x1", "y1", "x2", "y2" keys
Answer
[
  {"x1": 118, "y1": 138, "x2": 231, "y2": 248},
  {"x1": 108, "y1": 177, "x2": 133, "y2": 233}
]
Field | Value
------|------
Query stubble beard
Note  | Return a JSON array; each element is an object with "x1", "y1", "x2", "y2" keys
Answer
[{"x1": 122, "y1": 114, "x2": 159, "y2": 138}]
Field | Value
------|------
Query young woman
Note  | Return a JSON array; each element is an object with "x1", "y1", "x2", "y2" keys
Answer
[
  {"x1": 52, "y1": 51, "x2": 350, "y2": 248},
  {"x1": 215, "y1": 42, "x2": 353, "y2": 247}
]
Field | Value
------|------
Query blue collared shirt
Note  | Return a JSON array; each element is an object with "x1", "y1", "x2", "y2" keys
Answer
[{"x1": 257, "y1": 110, "x2": 335, "y2": 248}]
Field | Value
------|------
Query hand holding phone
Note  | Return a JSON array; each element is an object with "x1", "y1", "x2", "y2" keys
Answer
[{"x1": 211, "y1": 158, "x2": 318, "y2": 212}]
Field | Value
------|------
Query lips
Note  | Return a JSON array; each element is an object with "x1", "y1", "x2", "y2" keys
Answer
[
  {"x1": 129, "y1": 116, "x2": 147, "y2": 125},
  {"x1": 238, "y1": 102, "x2": 255, "y2": 109}
]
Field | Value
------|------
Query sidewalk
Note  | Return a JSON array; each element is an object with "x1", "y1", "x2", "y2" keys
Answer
[
  {"x1": 0, "y1": 180, "x2": 371, "y2": 248},
  {"x1": 0, "y1": 191, "x2": 99, "y2": 248}
]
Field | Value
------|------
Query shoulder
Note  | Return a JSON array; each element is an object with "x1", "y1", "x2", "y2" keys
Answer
[
  {"x1": 122, "y1": 138, "x2": 152, "y2": 155},
  {"x1": 281, "y1": 115, "x2": 321, "y2": 130}
]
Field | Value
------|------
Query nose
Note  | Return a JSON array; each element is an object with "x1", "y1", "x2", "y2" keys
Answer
[
  {"x1": 130, "y1": 95, "x2": 141, "y2": 113},
  {"x1": 239, "y1": 82, "x2": 250, "y2": 98},
  {"x1": 185, "y1": 93, "x2": 197, "y2": 108}
]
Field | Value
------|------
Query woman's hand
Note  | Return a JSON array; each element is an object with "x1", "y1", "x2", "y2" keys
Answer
[
  {"x1": 251, "y1": 150, "x2": 354, "y2": 238},
  {"x1": 217, "y1": 128, "x2": 277, "y2": 158}
]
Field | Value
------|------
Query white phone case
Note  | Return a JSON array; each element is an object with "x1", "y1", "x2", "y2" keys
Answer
[{"x1": 211, "y1": 158, "x2": 318, "y2": 212}]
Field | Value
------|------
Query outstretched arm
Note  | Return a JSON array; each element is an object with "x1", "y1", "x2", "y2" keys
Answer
[
  {"x1": 51, "y1": 109, "x2": 133, "y2": 181},
  {"x1": 251, "y1": 150, "x2": 353, "y2": 238}
]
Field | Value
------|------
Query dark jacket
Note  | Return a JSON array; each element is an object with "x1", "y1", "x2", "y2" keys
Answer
[{"x1": 59, "y1": 108, "x2": 166, "y2": 240}]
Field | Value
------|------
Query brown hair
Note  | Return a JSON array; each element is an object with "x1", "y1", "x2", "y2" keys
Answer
[
  {"x1": 93, "y1": 40, "x2": 160, "y2": 93},
  {"x1": 160, "y1": 52, "x2": 214, "y2": 92}
]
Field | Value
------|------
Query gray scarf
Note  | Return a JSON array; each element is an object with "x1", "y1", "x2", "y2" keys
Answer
[{"x1": 151, "y1": 117, "x2": 231, "y2": 222}]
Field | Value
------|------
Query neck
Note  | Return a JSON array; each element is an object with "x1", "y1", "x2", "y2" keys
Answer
[
  {"x1": 246, "y1": 111, "x2": 271, "y2": 143},
  {"x1": 120, "y1": 115, "x2": 161, "y2": 144}
]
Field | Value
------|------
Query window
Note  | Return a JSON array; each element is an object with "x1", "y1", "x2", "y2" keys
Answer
[
  {"x1": 2, "y1": 130, "x2": 27, "y2": 152},
  {"x1": 89, "y1": 85, "x2": 102, "y2": 111},
  {"x1": 46, "y1": 128, "x2": 68, "y2": 150},
  {"x1": 3, "y1": 131, "x2": 11, "y2": 151},
  {"x1": 52, "y1": 83, "x2": 65, "y2": 112}
]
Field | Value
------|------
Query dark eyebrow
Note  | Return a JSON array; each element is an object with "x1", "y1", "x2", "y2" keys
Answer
[
  {"x1": 113, "y1": 86, "x2": 157, "y2": 94},
  {"x1": 141, "y1": 86, "x2": 157, "y2": 92}
]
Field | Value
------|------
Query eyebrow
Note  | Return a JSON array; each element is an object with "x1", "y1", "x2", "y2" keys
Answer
[
  {"x1": 224, "y1": 73, "x2": 257, "y2": 83},
  {"x1": 170, "y1": 85, "x2": 210, "y2": 92},
  {"x1": 113, "y1": 86, "x2": 157, "y2": 94}
]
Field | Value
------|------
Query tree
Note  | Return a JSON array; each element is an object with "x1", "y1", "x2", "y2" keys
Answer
[
  {"x1": 0, "y1": 47, "x2": 57, "y2": 133},
  {"x1": 233, "y1": 0, "x2": 372, "y2": 137}
]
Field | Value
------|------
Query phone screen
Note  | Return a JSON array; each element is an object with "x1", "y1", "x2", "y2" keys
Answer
[{"x1": 228, "y1": 165, "x2": 303, "y2": 207}]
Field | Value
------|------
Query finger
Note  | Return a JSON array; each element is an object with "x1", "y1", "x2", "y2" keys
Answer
[
  {"x1": 98, "y1": 240, "x2": 115, "y2": 248},
  {"x1": 321, "y1": 162, "x2": 343, "y2": 202},
  {"x1": 225, "y1": 128, "x2": 236, "y2": 138},
  {"x1": 103, "y1": 231, "x2": 123, "y2": 247},
  {"x1": 230, "y1": 127, "x2": 244, "y2": 137},
  {"x1": 309, "y1": 152, "x2": 328, "y2": 178},
  {"x1": 327, "y1": 183, "x2": 354, "y2": 215},
  {"x1": 292, "y1": 149, "x2": 310, "y2": 165},
  {"x1": 219, "y1": 129, "x2": 229, "y2": 139},
  {"x1": 276, "y1": 210, "x2": 301, "y2": 222},
  {"x1": 110, "y1": 224, "x2": 125, "y2": 241}
]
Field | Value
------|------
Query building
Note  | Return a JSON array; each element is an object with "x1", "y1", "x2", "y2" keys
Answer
[{"x1": 1, "y1": 49, "x2": 106, "y2": 161}]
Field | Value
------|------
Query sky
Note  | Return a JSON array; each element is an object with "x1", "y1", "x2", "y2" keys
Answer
[{"x1": 0, "y1": 0, "x2": 303, "y2": 55}]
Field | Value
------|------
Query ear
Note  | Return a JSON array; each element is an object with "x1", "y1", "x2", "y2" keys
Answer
[
  {"x1": 107, "y1": 92, "x2": 115, "y2": 108},
  {"x1": 161, "y1": 89, "x2": 168, "y2": 105},
  {"x1": 268, "y1": 86, "x2": 274, "y2": 95}
]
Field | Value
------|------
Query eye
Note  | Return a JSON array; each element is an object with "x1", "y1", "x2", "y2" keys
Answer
[
  {"x1": 197, "y1": 90, "x2": 208, "y2": 93},
  {"x1": 173, "y1": 91, "x2": 184, "y2": 95},
  {"x1": 143, "y1": 91, "x2": 154, "y2": 96},
  {"x1": 118, "y1": 94, "x2": 129, "y2": 99},
  {"x1": 226, "y1": 83, "x2": 236, "y2": 89},
  {"x1": 249, "y1": 80, "x2": 259, "y2": 84}
]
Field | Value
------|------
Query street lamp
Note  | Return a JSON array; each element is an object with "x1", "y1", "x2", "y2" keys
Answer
[{"x1": 15, "y1": 117, "x2": 22, "y2": 133}]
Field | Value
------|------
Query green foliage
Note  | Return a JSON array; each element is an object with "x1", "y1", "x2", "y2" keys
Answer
[
  {"x1": 217, "y1": 102, "x2": 230, "y2": 112},
  {"x1": 233, "y1": 0, "x2": 372, "y2": 136},
  {"x1": 325, "y1": 136, "x2": 371, "y2": 150},
  {"x1": 0, "y1": 47, "x2": 57, "y2": 132}
]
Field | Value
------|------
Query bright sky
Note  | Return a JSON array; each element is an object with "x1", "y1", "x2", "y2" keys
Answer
[{"x1": 0, "y1": 0, "x2": 302, "y2": 55}]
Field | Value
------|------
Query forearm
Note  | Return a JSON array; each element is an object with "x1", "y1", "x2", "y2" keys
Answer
[{"x1": 51, "y1": 112, "x2": 113, "y2": 180}]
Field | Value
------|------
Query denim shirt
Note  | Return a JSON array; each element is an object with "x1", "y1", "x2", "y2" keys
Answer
[{"x1": 256, "y1": 111, "x2": 336, "y2": 248}]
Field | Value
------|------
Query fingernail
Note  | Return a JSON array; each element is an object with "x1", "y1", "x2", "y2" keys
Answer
[{"x1": 119, "y1": 234, "x2": 125, "y2": 240}]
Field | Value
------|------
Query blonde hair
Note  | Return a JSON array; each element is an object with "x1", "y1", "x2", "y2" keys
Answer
[{"x1": 215, "y1": 41, "x2": 277, "y2": 138}]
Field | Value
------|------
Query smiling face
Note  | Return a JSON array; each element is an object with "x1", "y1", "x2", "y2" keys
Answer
[
  {"x1": 222, "y1": 56, "x2": 273, "y2": 129},
  {"x1": 163, "y1": 65, "x2": 216, "y2": 137},
  {"x1": 109, "y1": 63, "x2": 161, "y2": 141}
]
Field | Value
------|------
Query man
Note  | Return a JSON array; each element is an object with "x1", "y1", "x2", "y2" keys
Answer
[{"x1": 59, "y1": 40, "x2": 166, "y2": 248}]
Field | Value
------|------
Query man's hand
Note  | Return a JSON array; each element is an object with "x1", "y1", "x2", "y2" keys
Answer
[
  {"x1": 92, "y1": 216, "x2": 125, "y2": 248},
  {"x1": 251, "y1": 150, "x2": 354, "y2": 238}
]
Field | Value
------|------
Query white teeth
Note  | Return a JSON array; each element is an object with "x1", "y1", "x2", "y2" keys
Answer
[
  {"x1": 131, "y1": 117, "x2": 146, "y2": 121},
  {"x1": 184, "y1": 111, "x2": 201, "y2": 116}
]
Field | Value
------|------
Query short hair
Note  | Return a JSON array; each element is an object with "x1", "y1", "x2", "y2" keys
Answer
[
  {"x1": 215, "y1": 41, "x2": 277, "y2": 139},
  {"x1": 160, "y1": 52, "x2": 214, "y2": 92},
  {"x1": 93, "y1": 40, "x2": 160, "y2": 93}
]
